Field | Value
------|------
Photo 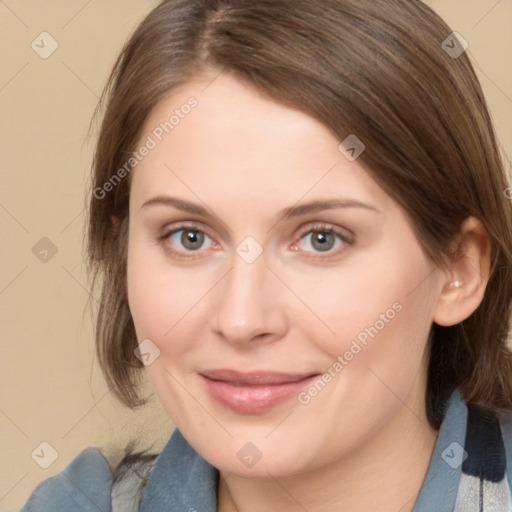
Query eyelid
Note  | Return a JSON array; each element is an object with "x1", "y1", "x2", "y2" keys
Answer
[
  {"x1": 159, "y1": 220, "x2": 213, "y2": 239},
  {"x1": 294, "y1": 222, "x2": 354, "y2": 243}
]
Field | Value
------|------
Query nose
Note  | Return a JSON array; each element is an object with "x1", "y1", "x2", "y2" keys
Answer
[{"x1": 211, "y1": 252, "x2": 288, "y2": 347}]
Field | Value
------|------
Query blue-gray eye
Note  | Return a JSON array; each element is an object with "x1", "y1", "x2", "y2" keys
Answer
[
  {"x1": 299, "y1": 229, "x2": 346, "y2": 253},
  {"x1": 169, "y1": 229, "x2": 213, "y2": 251}
]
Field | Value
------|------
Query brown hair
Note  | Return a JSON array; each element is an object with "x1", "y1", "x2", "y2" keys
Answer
[{"x1": 86, "y1": 0, "x2": 512, "y2": 432}]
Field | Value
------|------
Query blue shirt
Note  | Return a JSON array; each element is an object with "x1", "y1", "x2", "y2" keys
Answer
[{"x1": 20, "y1": 389, "x2": 512, "y2": 511}]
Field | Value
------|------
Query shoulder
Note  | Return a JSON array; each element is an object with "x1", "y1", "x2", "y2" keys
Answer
[{"x1": 20, "y1": 447, "x2": 114, "y2": 512}]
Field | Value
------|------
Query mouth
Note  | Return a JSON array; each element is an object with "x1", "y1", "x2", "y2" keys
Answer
[{"x1": 198, "y1": 369, "x2": 320, "y2": 413}]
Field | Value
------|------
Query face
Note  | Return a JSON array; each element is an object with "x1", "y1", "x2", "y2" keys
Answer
[{"x1": 126, "y1": 71, "x2": 445, "y2": 477}]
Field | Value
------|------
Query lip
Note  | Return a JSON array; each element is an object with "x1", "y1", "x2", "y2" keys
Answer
[{"x1": 199, "y1": 369, "x2": 320, "y2": 413}]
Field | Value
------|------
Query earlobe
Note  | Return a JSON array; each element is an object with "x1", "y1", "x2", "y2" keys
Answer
[{"x1": 433, "y1": 217, "x2": 491, "y2": 327}]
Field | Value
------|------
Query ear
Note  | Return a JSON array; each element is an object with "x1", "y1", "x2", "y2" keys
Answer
[{"x1": 433, "y1": 216, "x2": 491, "y2": 327}]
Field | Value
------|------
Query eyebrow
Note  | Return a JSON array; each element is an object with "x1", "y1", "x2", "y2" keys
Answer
[
  {"x1": 281, "y1": 198, "x2": 381, "y2": 218},
  {"x1": 141, "y1": 196, "x2": 381, "y2": 220}
]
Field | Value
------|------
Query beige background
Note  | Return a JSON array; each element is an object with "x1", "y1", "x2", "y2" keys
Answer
[{"x1": 1, "y1": 1, "x2": 511, "y2": 510}]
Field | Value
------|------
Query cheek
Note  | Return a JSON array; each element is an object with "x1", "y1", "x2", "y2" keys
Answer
[
  {"x1": 126, "y1": 235, "x2": 215, "y2": 357},
  {"x1": 293, "y1": 242, "x2": 436, "y2": 371},
  {"x1": 288, "y1": 252, "x2": 436, "y2": 441}
]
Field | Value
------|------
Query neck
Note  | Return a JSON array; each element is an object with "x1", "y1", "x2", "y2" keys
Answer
[{"x1": 217, "y1": 389, "x2": 439, "y2": 512}]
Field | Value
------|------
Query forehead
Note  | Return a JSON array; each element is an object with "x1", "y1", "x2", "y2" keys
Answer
[{"x1": 129, "y1": 72, "x2": 391, "y2": 214}]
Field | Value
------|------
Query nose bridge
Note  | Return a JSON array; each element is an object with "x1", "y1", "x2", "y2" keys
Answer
[{"x1": 212, "y1": 249, "x2": 286, "y2": 344}]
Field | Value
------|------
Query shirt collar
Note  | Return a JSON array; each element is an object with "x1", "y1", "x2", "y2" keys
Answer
[
  {"x1": 412, "y1": 388, "x2": 466, "y2": 511},
  {"x1": 139, "y1": 389, "x2": 466, "y2": 512},
  {"x1": 139, "y1": 427, "x2": 218, "y2": 512}
]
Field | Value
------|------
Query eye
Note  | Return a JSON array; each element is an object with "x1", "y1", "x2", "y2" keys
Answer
[
  {"x1": 171, "y1": 229, "x2": 212, "y2": 251},
  {"x1": 293, "y1": 224, "x2": 353, "y2": 256},
  {"x1": 158, "y1": 224, "x2": 216, "y2": 257}
]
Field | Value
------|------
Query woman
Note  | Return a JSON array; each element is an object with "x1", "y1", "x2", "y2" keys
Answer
[{"x1": 21, "y1": 0, "x2": 512, "y2": 510}]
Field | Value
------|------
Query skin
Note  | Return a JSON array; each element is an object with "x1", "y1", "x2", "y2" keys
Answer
[{"x1": 125, "y1": 71, "x2": 490, "y2": 512}]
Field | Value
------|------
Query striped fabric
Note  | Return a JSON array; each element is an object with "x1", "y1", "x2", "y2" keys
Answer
[{"x1": 453, "y1": 403, "x2": 512, "y2": 511}]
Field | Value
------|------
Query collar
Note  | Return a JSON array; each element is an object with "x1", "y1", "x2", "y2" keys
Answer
[
  {"x1": 139, "y1": 389, "x2": 467, "y2": 512},
  {"x1": 412, "y1": 388, "x2": 467, "y2": 511}
]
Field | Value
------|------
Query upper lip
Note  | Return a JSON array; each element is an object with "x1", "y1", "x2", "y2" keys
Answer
[{"x1": 199, "y1": 369, "x2": 319, "y2": 385}]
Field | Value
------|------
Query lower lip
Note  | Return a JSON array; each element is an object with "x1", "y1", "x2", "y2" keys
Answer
[{"x1": 199, "y1": 374, "x2": 319, "y2": 414}]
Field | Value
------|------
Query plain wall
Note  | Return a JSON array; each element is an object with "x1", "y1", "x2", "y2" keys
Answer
[{"x1": 1, "y1": 1, "x2": 511, "y2": 510}]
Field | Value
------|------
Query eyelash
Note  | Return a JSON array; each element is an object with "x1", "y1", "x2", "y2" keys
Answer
[{"x1": 157, "y1": 222, "x2": 354, "y2": 261}]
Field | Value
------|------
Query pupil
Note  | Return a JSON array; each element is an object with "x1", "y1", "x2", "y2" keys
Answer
[
  {"x1": 312, "y1": 232, "x2": 334, "y2": 252},
  {"x1": 182, "y1": 231, "x2": 204, "y2": 250}
]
